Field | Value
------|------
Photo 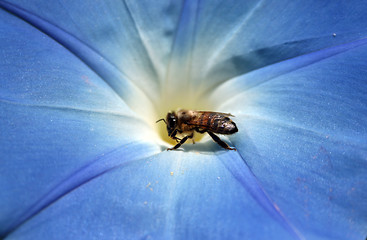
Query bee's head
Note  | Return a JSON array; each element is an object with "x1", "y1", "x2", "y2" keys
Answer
[
  {"x1": 156, "y1": 111, "x2": 178, "y2": 137},
  {"x1": 166, "y1": 112, "x2": 178, "y2": 136}
]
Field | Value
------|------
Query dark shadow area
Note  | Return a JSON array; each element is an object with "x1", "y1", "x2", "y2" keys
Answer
[
  {"x1": 208, "y1": 36, "x2": 335, "y2": 87},
  {"x1": 158, "y1": 139, "x2": 232, "y2": 155}
]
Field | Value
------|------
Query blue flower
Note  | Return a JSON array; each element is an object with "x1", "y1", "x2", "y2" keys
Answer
[{"x1": 1, "y1": 1, "x2": 366, "y2": 239}]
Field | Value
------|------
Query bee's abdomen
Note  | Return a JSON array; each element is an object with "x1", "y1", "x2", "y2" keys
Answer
[
  {"x1": 213, "y1": 118, "x2": 238, "y2": 134},
  {"x1": 206, "y1": 114, "x2": 238, "y2": 135}
]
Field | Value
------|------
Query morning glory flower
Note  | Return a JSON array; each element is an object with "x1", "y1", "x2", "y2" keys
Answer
[{"x1": 1, "y1": 0, "x2": 366, "y2": 239}]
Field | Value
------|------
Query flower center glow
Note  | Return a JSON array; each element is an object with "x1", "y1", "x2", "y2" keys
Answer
[{"x1": 126, "y1": 46, "x2": 224, "y2": 147}]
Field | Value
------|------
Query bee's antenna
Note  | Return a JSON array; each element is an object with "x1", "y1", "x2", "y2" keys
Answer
[{"x1": 156, "y1": 118, "x2": 167, "y2": 125}]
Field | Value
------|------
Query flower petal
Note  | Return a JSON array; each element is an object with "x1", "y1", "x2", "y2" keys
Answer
[
  {"x1": 0, "y1": 0, "x2": 185, "y2": 103},
  {"x1": 0, "y1": 9, "x2": 159, "y2": 237},
  {"x1": 7, "y1": 149, "x2": 300, "y2": 240},
  {"x1": 215, "y1": 39, "x2": 367, "y2": 239},
  {"x1": 2, "y1": 1, "x2": 366, "y2": 239},
  {"x1": 0, "y1": 1, "x2": 159, "y2": 118},
  {"x1": 186, "y1": 1, "x2": 367, "y2": 94}
]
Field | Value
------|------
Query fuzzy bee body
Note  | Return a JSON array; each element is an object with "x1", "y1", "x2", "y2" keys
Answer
[
  {"x1": 180, "y1": 111, "x2": 238, "y2": 135},
  {"x1": 156, "y1": 110, "x2": 238, "y2": 151}
]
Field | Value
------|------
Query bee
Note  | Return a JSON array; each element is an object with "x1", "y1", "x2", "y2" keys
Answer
[{"x1": 156, "y1": 110, "x2": 238, "y2": 151}]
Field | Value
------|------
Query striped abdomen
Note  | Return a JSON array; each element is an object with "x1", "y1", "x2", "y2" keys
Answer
[{"x1": 189, "y1": 112, "x2": 238, "y2": 135}]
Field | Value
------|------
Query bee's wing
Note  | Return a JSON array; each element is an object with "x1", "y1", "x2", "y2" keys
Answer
[{"x1": 196, "y1": 111, "x2": 235, "y2": 117}]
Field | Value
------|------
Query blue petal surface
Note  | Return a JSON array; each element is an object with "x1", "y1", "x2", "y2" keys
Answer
[
  {"x1": 1, "y1": 0, "x2": 185, "y2": 104},
  {"x1": 6, "y1": 148, "x2": 300, "y2": 240},
  {"x1": 0, "y1": 8, "x2": 159, "y2": 237},
  {"x1": 0, "y1": 1, "x2": 158, "y2": 118},
  {"x1": 1, "y1": 0, "x2": 367, "y2": 239},
  {"x1": 214, "y1": 39, "x2": 367, "y2": 239},
  {"x1": 182, "y1": 0, "x2": 367, "y2": 96}
]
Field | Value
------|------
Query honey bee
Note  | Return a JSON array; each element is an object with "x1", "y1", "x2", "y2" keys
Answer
[{"x1": 156, "y1": 110, "x2": 238, "y2": 151}]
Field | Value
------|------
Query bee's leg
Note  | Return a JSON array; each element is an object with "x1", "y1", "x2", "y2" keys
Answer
[
  {"x1": 207, "y1": 131, "x2": 236, "y2": 151},
  {"x1": 187, "y1": 132, "x2": 195, "y2": 144},
  {"x1": 170, "y1": 129, "x2": 182, "y2": 142},
  {"x1": 170, "y1": 129, "x2": 178, "y2": 138},
  {"x1": 167, "y1": 135, "x2": 190, "y2": 151}
]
